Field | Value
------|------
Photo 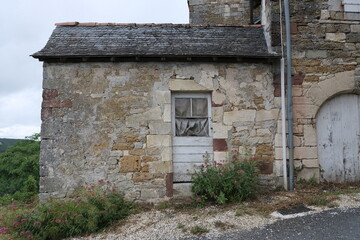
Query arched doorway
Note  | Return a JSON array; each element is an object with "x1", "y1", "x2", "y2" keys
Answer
[{"x1": 316, "y1": 94, "x2": 360, "y2": 182}]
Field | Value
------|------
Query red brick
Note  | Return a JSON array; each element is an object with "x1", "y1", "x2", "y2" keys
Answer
[
  {"x1": 258, "y1": 161, "x2": 273, "y2": 174},
  {"x1": 55, "y1": 22, "x2": 79, "y2": 26},
  {"x1": 290, "y1": 23, "x2": 298, "y2": 34},
  {"x1": 42, "y1": 100, "x2": 72, "y2": 108},
  {"x1": 213, "y1": 139, "x2": 227, "y2": 151},
  {"x1": 165, "y1": 173, "x2": 173, "y2": 197},
  {"x1": 42, "y1": 89, "x2": 58, "y2": 100}
]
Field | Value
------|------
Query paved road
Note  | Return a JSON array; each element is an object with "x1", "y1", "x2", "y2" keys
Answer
[{"x1": 184, "y1": 207, "x2": 360, "y2": 240}]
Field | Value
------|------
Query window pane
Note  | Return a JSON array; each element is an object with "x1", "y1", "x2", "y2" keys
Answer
[
  {"x1": 192, "y1": 98, "x2": 208, "y2": 117},
  {"x1": 175, "y1": 98, "x2": 190, "y2": 117},
  {"x1": 175, "y1": 118, "x2": 209, "y2": 136}
]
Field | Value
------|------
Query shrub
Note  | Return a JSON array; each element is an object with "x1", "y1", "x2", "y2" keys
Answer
[
  {"x1": 0, "y1": 182, "x2": 136, "y2": 240},
  {"x1": 191, "y1": 152, "x2": 259, "y2": 204},
  {"x1": 0, "y1": 133, "x2": 40, "y2": 196}
]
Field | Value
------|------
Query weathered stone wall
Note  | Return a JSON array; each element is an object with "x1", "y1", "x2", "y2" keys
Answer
[
  {"x1": 272, "y1": 0, "x2": 360, "y2": 183},
  {"x1": 188, "y1": 0, "x2": 252, "y2": 25},
  {"x1": 40, "y1": 61, "x2": 279, "y2": 201}
]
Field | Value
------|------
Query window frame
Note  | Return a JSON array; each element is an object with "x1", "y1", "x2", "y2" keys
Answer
[{"x1": 171, "y1": 92, "x2": 212, "y2": 137}]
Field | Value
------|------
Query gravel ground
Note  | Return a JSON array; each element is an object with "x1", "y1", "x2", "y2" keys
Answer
[{"x1": 69, "y1": 192, "x2": 360, "y2": 240}]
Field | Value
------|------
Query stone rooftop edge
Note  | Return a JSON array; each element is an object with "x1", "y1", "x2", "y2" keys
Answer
[{"x1": 55, "y1": 21, "x2": 263, "y2": 28}]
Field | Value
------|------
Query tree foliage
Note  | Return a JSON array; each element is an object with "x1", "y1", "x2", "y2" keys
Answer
[{"x1": 0, "y1": 133, "x2": 40, "y2": 196}]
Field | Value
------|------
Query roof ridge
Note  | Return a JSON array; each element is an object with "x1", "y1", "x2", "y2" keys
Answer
[{"x1": 54, "y1": 22, "x2": 263, "y2": 28}]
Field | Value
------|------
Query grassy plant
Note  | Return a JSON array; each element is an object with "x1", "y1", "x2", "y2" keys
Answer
[
  {"x1": 190, "y1": 225, "x2": 209, "y2": 235},
  {"x1": 191, "y1": 152, "x2": 259, "y2": 204},
  {"x1": 0, "y1": 181, "x2": 136, "y2": 240},
  {"x1": 235, "y1": 204, "x2": 253, "y2": 216}
]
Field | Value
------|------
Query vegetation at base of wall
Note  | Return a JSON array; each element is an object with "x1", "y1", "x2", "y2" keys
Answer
[
  {"x1": 0, "y1": 182, "x2": 137, "y2": 240},
  {"x1": 191, "y1": 151, "x2": 259, "y2": 204},
  {"x1": 0, "y1": 133, "x2": 40, "y2": 197}
]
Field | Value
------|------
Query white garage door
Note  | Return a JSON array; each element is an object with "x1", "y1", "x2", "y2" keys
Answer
[{"x1": 317, "y1": 94, "x2": 360, "y2": 182}]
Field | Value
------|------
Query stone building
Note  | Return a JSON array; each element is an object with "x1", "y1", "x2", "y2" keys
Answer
[{"x1": 33, "y1": 0, "x2": 360, "y2": 201}]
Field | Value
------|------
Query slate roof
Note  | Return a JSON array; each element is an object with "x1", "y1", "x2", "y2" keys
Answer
[{"x1": 32, "y1": 22, "x2": 278, "y2": 62}]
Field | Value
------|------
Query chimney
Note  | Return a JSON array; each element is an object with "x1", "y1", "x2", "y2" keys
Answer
[{"x1": 188, "y1": 0, "x2": 261, "y2": 25}]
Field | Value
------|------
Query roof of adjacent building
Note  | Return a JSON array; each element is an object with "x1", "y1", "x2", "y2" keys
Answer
[{"x1": 32, "y1": 22, "x2": 279, "y2": 62}]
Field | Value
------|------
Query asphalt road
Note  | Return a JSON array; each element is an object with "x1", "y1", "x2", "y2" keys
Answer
[{"x1": 184, "y1": 207, "x2": 360, "y2": 240}]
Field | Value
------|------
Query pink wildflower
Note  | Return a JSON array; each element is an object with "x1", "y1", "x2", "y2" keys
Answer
[
  {"x1": 98, "y1": 179, "x2": 104, "y2": 183},
  {"x1": 34, "y1": 221, "x2": 41, "y2": 226},
  {"x1": 237, "y1": 170, "x2": 245, "y2": 174},
  {"x1": 76, "y1": 197, "x2": 81, "y2": 201},
  {"x1": 216, "y1": 163, "x2": 223, "y2": 166},
  {"x1": 251, "y1": 156, "x2": 256, "y2": 160},
  {"x1": 196, "y1": 197, "x2": 202, "y2": 201},
  {"x1": 28, "y1": 235, "x2": 33, "y2": 239},
  {"x1": 55, "y1": 219, "x2": 62, "y2": 223},
  {"x1": 13, "y1": 221, "x2": 20, "y2": 227},
  {"x1": 106, "y1": 180, "x2": 111, "y2": 184},
  {"x1": 20, "y1": 231, "x2": 27, "y2": 235},
  {"x1": 21, "y1": 219, "x2": 28, "y2": 222}
]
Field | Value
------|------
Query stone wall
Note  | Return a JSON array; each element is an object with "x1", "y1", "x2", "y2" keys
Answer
[
  {"x1": 188, "y1": 0, "x2": 252, "y2": 25},
  {"x1": 272, "y1": 0, "x2": 360, "y2": 182},
  {"x1": 40, "y1": 61, "x2": 279, "y2": 201}
]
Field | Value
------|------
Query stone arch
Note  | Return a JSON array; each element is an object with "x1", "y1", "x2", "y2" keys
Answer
[
  {"x1": 292, "y1": 70, "x2": 357, "y2": 181},
  {"x1": 305, "y1": 70, "x2": 356, "y2": 117}
]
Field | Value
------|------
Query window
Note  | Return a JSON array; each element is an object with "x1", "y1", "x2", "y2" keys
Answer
[{"x1": 173, "y1": 93, "x2": 211, "y2": 137}]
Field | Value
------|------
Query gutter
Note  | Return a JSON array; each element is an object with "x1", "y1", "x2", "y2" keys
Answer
[{"x1": 284, "y1": 0, "x2": 295, "y2": 190}]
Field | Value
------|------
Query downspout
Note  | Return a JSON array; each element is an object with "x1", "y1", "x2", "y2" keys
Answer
[
  {"x1": 283, "y1": 0, "x2": 294, "y2": 190},
  {"x1": 279, "y1": 1, "x2": 288, "y2": 190}
]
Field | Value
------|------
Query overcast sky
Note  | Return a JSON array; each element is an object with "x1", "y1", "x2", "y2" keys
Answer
[{"x1": 0, "y1": 0, "x2": 189, "y2": 139}]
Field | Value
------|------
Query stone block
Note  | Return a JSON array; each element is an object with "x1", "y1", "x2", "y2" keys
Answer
[
  {"x1": 169, "y1": 79, "x2": 210, "y2": 91},
  {"x1": 297, "y1": 168, "x2": 319, "y2": 182},
  {"x1": 126, "y1": 107, "x2": 162, "y2": 124},
  {"x1": 161, "y1": 147, "x2": 172, "y2": 162},
  {"x1": 351, "y1": 24, "x2": 360, "y2": 32},
  {"x1": 255, "y1": 109, "x2": 280, "y2": 122},
  {"x1": 293, "y1": 104, "x2": 318, "y2": 119},
  {"x1": 119, "y1": 156, "x2": 141, "y2": 172},
  {"x1": 294, "y1": 147, "x2": 318, "y2": 159},
  {"x1": 163, "y1": 104, "x2": 171, "y2": 123},
  {"x1": 214, "y1": 151, "x2": 227, "y2": 162},
  {"x1": 149, "y1": 161, "x2": 172, "y2": 174},
  {"x1": 147, "y1": 135, "x2": 171, "y2": 148},
  {"x1": 212, "y1": 107, "x2": 224, "y2": 123},
  {"x1": 212, "y1": 91, "x2": 226, "y2": 105},
  {"x1": 149, "y1": 122, "x2": 171, "y2": 135},
  {"x1": 305, "y1": 84, "x2": 329, "y2": 107},
  {"x1": 275, "y1": 147, "x2": 288, "y2": 160},
  {"x1": 133, "y1": 172, "x2": 154, "y2": 182},
  {"x1": 156, "y1": 90, "x2": 171, "y2": 104},
  {"x1": 213, "y1": 123, "x2": 232, "y2": 138},
  {"x1": 304, "y1": 125, "x2": 317, "y2": 146},
  {"x1": 302, "y1": 159, "x2": 319, "y2": 168},
  {"x1": 256, "y1": 144, "x2": 273, "y2": 156},
  {"x1": 140, "y1": 189, "x2": 161, "y2": 200},
  {"x1": 326, "y1": 33, "x2": 346, "y2": 42},
  {"x1": 223, "y1": 110, "x2": 256, "y2": 125},
  {"x1": 306, "y1": 50, "x2": 327, "y2": 59},
  {"x1": 320, "y1": 10, "x2": 330, "y2": 20}
]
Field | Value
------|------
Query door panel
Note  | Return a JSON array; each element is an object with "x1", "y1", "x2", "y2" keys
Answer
[
  {"x1": 317, "y1": 94, "x2": 360, "y2": 182},
  {"x1": 172, "y1": 93, "x2": 213, "y2": 183}
]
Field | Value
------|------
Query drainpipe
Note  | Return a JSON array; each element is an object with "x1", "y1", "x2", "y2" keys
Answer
[{"x1": 283, "y1": 0, "x2": 294, "y2": 190}]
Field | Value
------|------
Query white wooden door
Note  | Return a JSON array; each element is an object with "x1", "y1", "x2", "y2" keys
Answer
[
  {"x1": 172, "y1": 93, "x2": 213, "y2": 183},
  {"x1": 317, "y1": 94, "x2": 360, "y2": 182}
]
